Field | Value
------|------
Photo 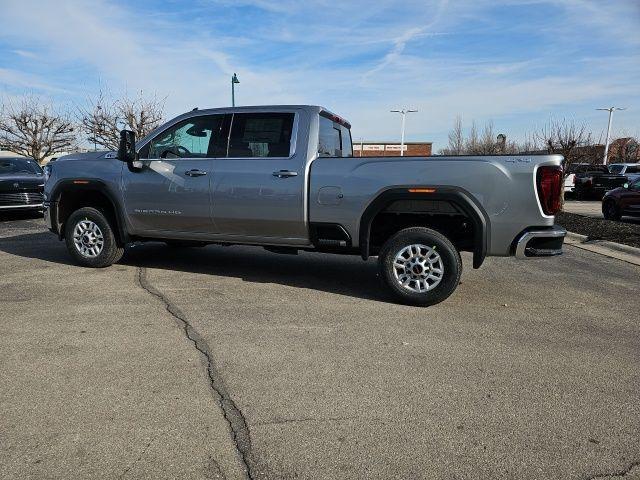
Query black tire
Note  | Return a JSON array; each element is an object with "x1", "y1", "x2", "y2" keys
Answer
[
  {"x1": 64, "y1": 207, "x2": 124, "y2": 268},
  {"x1": 378, "y1": 227, "x2": 462, "y2": 307},
  {"x1": 602, "y1": 199, "x2": 621, "y2": 221},
  {"x1": 575, "y1": 188, "x2": 585, "y2": 201}
]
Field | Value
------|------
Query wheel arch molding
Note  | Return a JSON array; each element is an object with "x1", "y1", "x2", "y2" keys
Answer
[
  {"x1": 358, "y1": 186, "x2": 490, "y2": 268},
  {"x1": 49, "y1": 179, "x2": 129, "y2": 244}
]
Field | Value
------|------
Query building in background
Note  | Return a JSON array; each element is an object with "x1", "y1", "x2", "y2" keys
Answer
[{"x1": 353, "y1": 141, "x2": 432, "y2": 157}]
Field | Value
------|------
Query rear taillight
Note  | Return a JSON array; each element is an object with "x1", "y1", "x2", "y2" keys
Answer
[{"x1": 537, "y1": 166, "x2": 563, "y2": 215}]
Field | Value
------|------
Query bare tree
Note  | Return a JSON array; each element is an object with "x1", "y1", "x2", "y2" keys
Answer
[
  {"x1": 611, "y1": 137, "x2": 639, "y2": 163},
  {"x1": 440, "y1": 115, "x2": 464, "y2": 155},
  {"x1": 0, "y1": 96, "x2": 76, "y2": 164},
  {"x1": 534, "y1": 118, "x2": 593, "y2": 166},
  {"x1": 439, "y1": 116, "x2": 543, "y2": 156},
  {"x1": 78, "y1": 90, "x2": 165, "y2": 150}
]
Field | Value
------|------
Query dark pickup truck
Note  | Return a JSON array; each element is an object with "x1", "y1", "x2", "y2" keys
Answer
[{"x1": 572, "y1": 165, "x2": 627, "y2": 200}]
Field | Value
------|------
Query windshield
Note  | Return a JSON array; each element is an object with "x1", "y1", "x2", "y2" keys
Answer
[
  {"x1": 609, "y1": 165, "x2": 624, "y2": 174},
  {"x1": 0, "y1": 158, "x2": 43, "y2": 175}
]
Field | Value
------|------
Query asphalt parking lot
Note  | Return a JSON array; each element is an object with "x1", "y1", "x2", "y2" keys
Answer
[{"x1": 1, "y1": 213, "x2": 639, "y2": 480}]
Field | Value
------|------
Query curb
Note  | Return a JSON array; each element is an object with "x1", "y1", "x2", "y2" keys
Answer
[{"x1": 565, "y1": 232, "x2": 640, "y2": 267}]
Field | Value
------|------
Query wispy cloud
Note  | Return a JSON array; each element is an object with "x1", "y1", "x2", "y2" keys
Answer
[{"x1": 0, "y1": 0, "x2": 638, "y2": 147}]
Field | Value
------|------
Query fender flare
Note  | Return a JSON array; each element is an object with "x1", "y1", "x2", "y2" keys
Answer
[
  {"x1": 49, "y1": 179, "x2": 129, "y2": 244},
  {"x1": 358, "y1": 186, "x2": 489, "y2": 268}
]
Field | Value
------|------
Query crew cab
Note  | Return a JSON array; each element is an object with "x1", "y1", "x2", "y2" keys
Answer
[{"x1": 43, "y1": 105, "x2": 566, "y2": 306}]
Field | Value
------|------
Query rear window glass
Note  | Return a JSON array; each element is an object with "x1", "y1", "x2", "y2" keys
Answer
[
  {"x1": 228, "y1": 113, "x2": 294, "y2": 158},
  {"x1": 318, "y1": 116, "x2": 352, "y2": 157}
]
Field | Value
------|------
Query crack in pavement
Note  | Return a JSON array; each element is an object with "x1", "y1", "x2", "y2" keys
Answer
[
  {"x1": 119, "y1": 435, "x2": 157, "y2": 479},
  {"x1": 585, "y1": 461, "x2": 640, "y2": 479},
  {"x1": 137, "y1": 267, "x2": 256, "y2": 480}
]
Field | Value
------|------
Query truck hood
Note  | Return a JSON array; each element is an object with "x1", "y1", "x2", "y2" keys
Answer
[{"x1": 56, "y1": 151, "x2": 117, "y2": 162}]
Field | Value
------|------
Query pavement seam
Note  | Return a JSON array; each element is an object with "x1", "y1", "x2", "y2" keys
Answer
[
  {"x1": 584, "y1": 461, "x2": 640, "y2": 479},
  {"x1": 118, "y1": 435, "x2": 157, "y2": 479},
  {"x1": 137, "y1": 266, "x2": 256, "y2": 480}
]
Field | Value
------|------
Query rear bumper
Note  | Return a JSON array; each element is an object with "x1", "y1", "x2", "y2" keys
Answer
[{"x1": 514, "y1": 226, "x2": 566, "y2": 258}]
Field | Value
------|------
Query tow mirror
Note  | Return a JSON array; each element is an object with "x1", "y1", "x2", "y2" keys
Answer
[
  {"x1": 623, "y1": 183, "x2": 629, "y2": 189},
  {"x1": 117, "y1": 130, "x2": 137, "y2": 163}
]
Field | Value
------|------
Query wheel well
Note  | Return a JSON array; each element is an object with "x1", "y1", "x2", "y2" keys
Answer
[
  {"x1": 57, "y1": 189, "x2": 122, "y2": 243},
  {"x1": 368, "y1": 199, "x2": 475, "y2": 256}
]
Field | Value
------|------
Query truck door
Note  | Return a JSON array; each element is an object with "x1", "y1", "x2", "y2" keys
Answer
[
  {"x1": 122, "y1": 114, "x2": 227, "y2": 235},
  {"x1": 211, "y1": 111, "x2": 309, "y2": 244}
]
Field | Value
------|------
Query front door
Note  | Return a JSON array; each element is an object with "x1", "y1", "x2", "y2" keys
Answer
[
  {"x1": 122, "y1": 114, "x2": 226, "y2": 235},
  {"x1": 211, "y1": 111, "x2": 308, "y2": 244}
]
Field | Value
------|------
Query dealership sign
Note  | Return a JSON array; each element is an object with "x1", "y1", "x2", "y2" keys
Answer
[{"x1": 353, "y1": 144, "x2": 407, "y2": 151}]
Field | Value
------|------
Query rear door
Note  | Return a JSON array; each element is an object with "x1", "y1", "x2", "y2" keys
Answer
[
  {"x1": 211, "y1": 110, "x2": 309, "y2": 244},
  {"x1": 122, "y1": 114, "x2": 227, "y2": 235}
]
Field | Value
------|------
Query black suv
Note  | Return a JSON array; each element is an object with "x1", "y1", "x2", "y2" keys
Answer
[{"x1": 0, "y1": 157, "x2": 45, "y2": 212}]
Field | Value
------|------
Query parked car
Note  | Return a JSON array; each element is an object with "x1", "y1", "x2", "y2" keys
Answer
[
  {"x1": 573, "y1": 164, "x2": 627, "y2": 200},
  {"x1": 608, "y1": 163, "x2": 640, "y2": 186},
  {"x1": 0, "y1": 157, "x2": 45, "y2": 212},
  {"x1": 564, "y1": 163, "x2": 590, "y2": 194},
  {"x1": 43, "y1": 105, "x2": 566, "y2": 306},
  {"x1": 602, "y1": 178, "x2": 640, "y2": 221}
]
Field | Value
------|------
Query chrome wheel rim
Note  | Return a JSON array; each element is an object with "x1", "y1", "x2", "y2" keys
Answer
[
  {"x1": 392, "y1": 243, "x2": 444, "y2": 293},
  {"x1": 73, "y1": 219, "x2": 104, "y2": 258}
]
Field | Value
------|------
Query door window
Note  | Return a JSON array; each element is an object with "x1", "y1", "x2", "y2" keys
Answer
[
  {"x1": 147, "y1": 115, "x2": 226, "y2": 159},
  {"x1": 227, "y1": 113, "x2": 294, "y2": 158}
]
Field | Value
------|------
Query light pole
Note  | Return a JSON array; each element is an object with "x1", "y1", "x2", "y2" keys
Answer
[
  {"x1": 596, "y1": 106, "x2": 626, "y2": 165},
  {"x1": 231, "y1": 73, "x2": 240, "y2": 107},
  {"x1": 391, "y1": 108, "x2": 417, "y2": 156}
]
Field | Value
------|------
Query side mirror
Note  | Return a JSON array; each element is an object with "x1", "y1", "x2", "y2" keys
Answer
[
  {"x1": 117, "y1": 130, "x2": 137, "y2": 162},
  {"x1": 623, "y1": 183, "x2": 629, "y2": 189}
]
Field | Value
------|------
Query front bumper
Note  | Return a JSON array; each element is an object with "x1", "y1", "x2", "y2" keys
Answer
[
  {"x1": 0, "y1": 203, "x2": 43, "y2": 210},
  {"x1": 515, "y1": 226, "x2": 566, "y2": 258}
]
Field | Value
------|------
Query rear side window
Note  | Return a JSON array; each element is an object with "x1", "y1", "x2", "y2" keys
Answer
[
  {"x1": 318, "y1": 116, "x2": 353, "y2": 157},
  {"x1": 228, "y1": 113, "x2": 294, "y2": 158},
  {"x1": 626, "y1": 166, "x2": 639, "y2": 174}
]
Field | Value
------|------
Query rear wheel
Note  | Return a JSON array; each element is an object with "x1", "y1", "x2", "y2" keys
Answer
[
  {"x1": 378, "y1": 227, "x2": 462, "y2": 307},
  {"x1": 64, "y1": 207, "x2": 124, "y2": 268},
  {"x1": 602, "y1": 199, "x2": 621, "y2": 221}
]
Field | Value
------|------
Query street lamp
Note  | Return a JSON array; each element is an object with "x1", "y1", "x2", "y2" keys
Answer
[
  {"x1": 596, "y1": 106, "x2": 626, "y2": 165},
  {"x1": 231, "y1": 73, "x2": 240, "y2": 107},
  {"x1": 390, "y1": 108, "x2": 417, "y2": 156}
]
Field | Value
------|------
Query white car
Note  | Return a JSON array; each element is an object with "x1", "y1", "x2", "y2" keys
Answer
[{"x1": 609, "y1": 163, "x2": 640, "y2": 178}]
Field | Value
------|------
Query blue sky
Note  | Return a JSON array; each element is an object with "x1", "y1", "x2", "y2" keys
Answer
[{"x1": 0, "y1": 0, "x2": 638, "y2": 149}]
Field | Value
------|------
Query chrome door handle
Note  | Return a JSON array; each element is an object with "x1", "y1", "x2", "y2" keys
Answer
[
  {"x1": 272, "y1": 170, "x2": 298, "y2": 178},
  {"x1": 185, "y1": 169, "x2": 207, "y2": 177}
]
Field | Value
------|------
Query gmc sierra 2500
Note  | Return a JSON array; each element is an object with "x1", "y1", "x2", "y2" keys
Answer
[{"x1": 43, "y1": 105, "x2": 566, "y2": 306}]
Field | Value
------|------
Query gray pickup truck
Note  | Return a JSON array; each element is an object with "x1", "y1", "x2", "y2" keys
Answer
[{"x1": 43, "y1": 105, "x2": 566, "y2": 306}]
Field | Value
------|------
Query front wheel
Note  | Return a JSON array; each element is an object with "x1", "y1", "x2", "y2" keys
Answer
[
  {"x1": 378, "y1": 227, "x2": 462, "y2": 306},
  {"x1": 64, "y1": 207, "x2": 124, "y2": 268}
]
